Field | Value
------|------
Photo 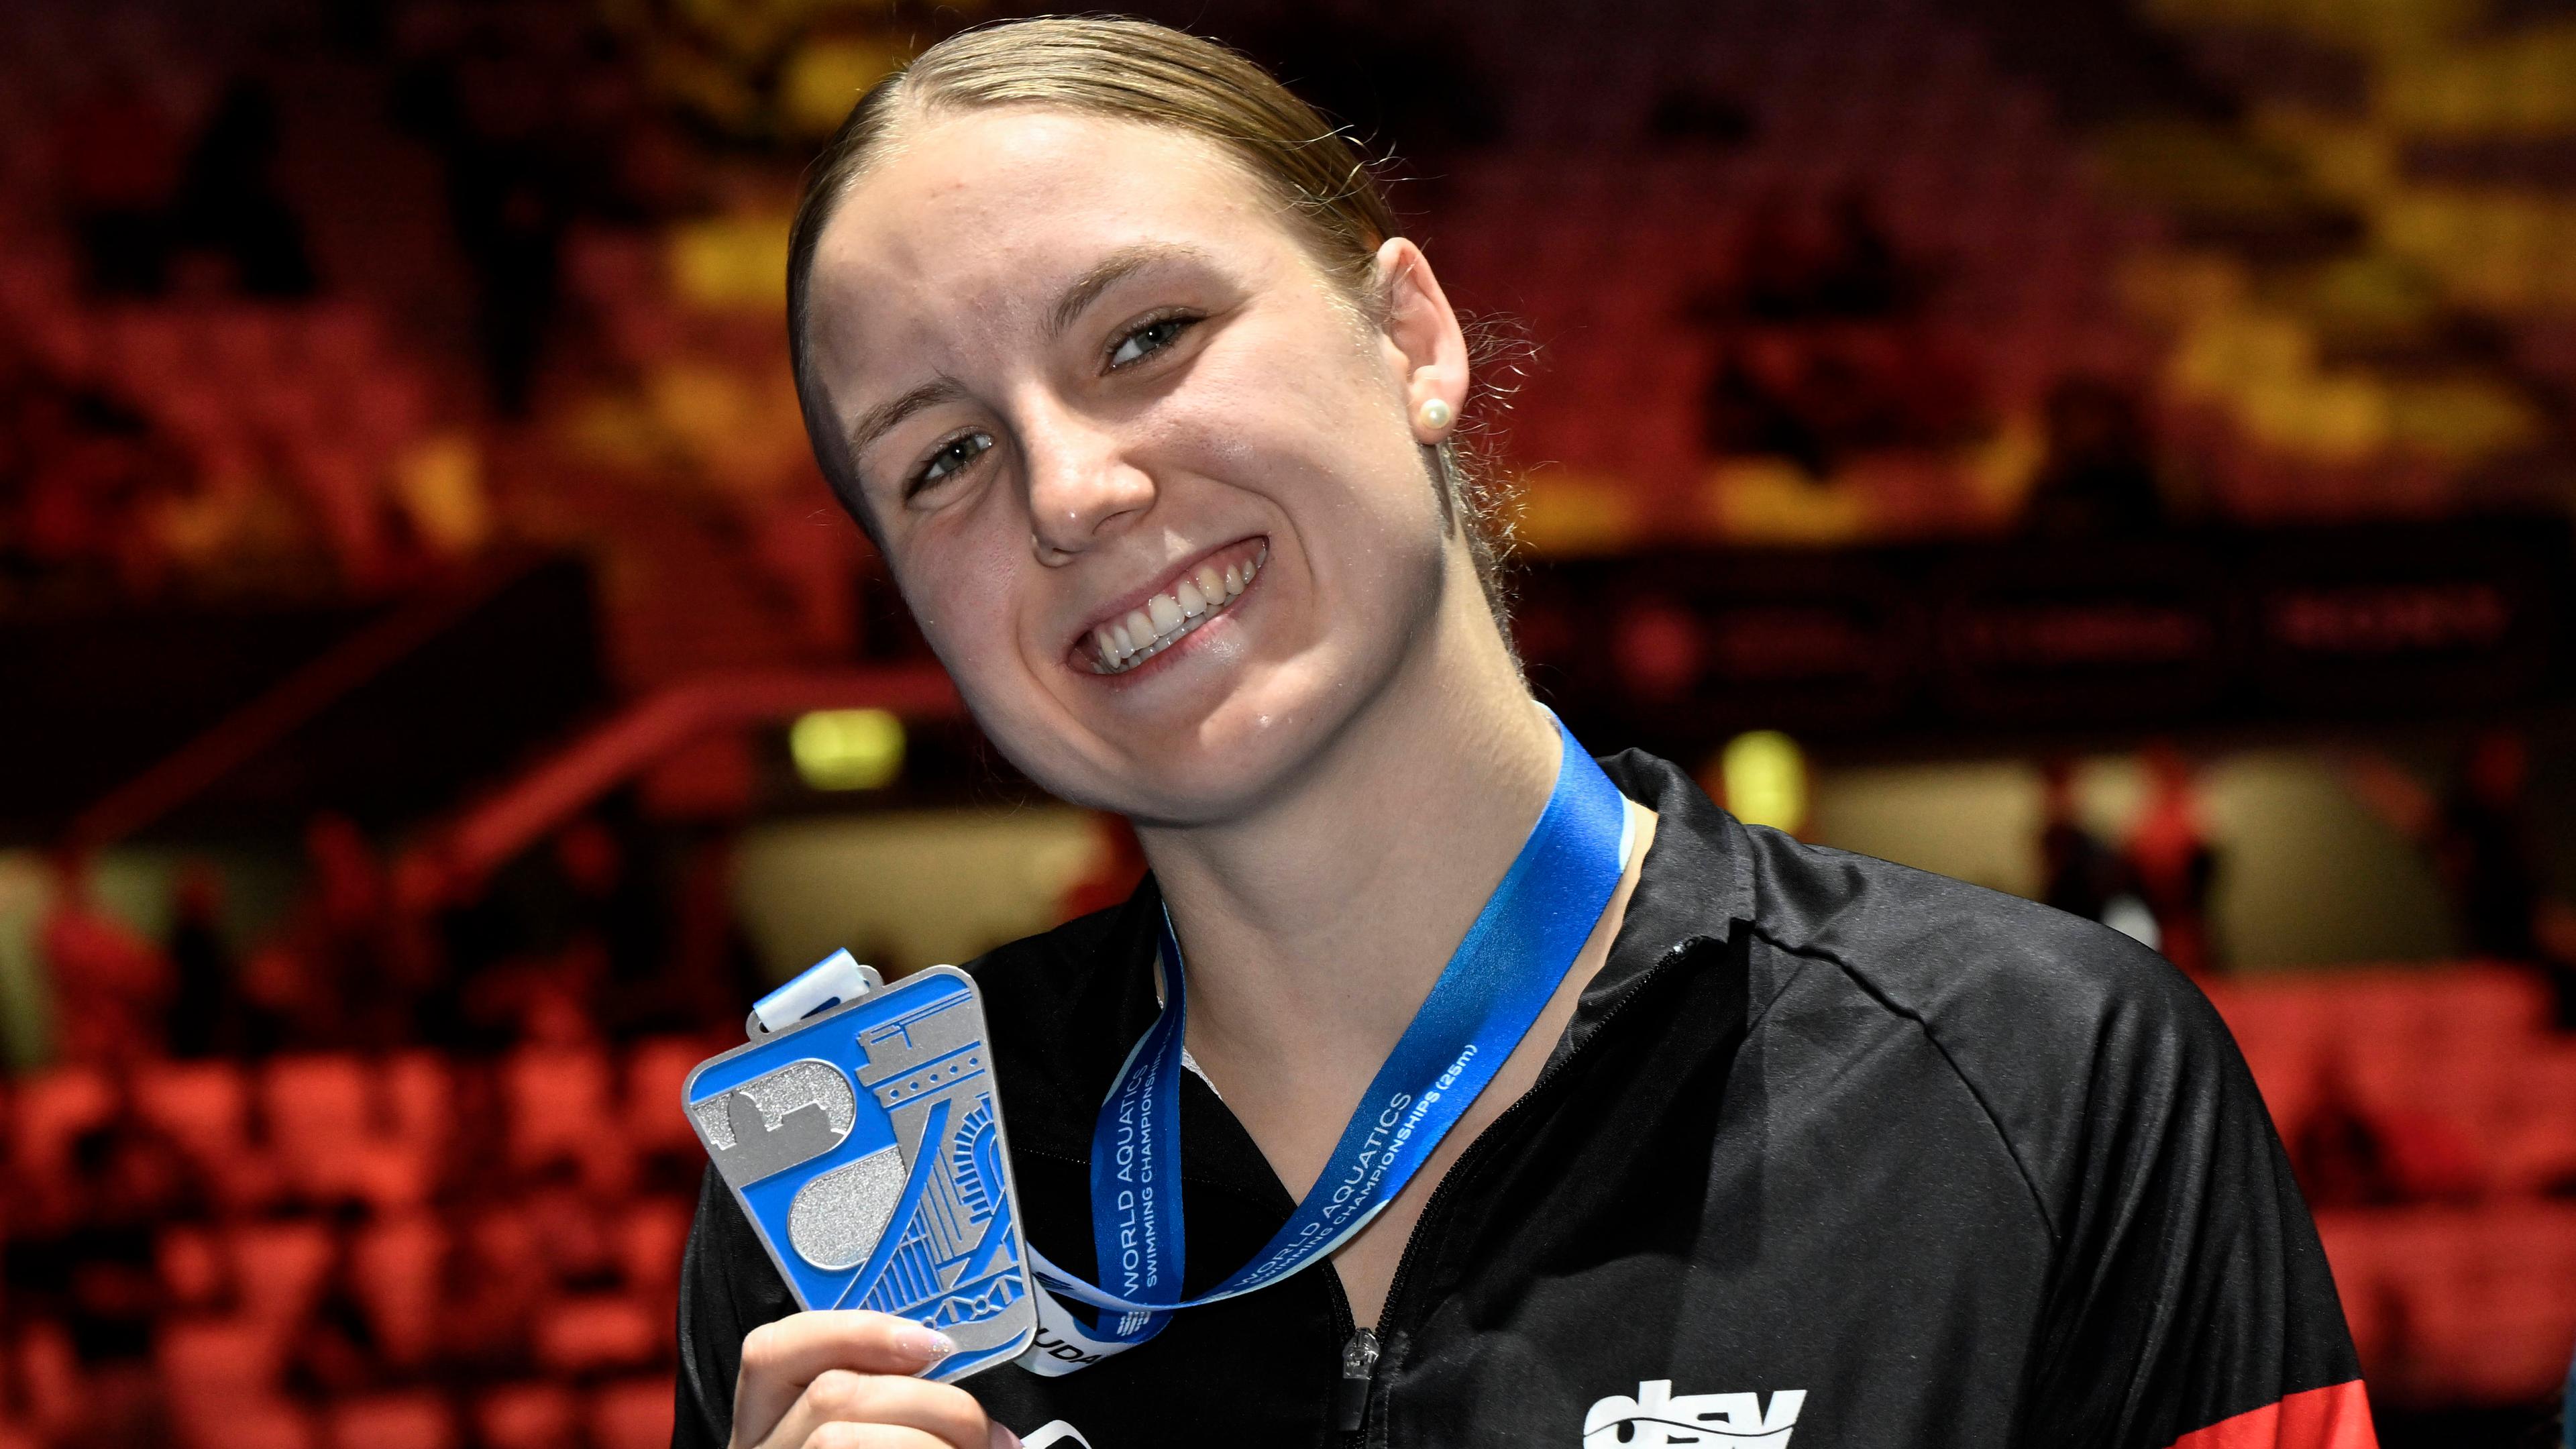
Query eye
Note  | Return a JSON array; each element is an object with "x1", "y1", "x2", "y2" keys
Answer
[
  {"x1": 909, "y1": 431, "x2": 993, "y2": 496},
  {"x1": 1108, "y1": 313, "x2": 1199, "y2": 370}
]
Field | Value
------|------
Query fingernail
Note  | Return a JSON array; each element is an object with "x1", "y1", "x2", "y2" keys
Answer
[
  {"x1": 899, "y1": 1324, "x2": 958, "y2": 1363},
  {"x1": 989, "y1": 1428, "x2": 1022, "y2": 1449}
]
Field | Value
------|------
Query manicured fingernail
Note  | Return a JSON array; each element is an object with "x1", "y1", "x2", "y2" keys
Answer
[{"x1": 900, "y1": 1324, "x2": 958, "y2": 1362}]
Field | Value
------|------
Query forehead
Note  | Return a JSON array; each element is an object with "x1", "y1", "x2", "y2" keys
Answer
[{"x1": 806, "y1": 108, "x2": 1299, "y2": 367}]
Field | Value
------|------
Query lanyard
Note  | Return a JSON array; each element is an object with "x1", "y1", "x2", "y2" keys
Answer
[{"x1": 1016, "y1": 714, "x2": 1631, "y2": 1374}]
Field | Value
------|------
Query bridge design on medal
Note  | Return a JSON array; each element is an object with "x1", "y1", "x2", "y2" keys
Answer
[
  {"x1": 688, "y1": 980, "x2": 1026, "y2": 1363},
  {"x1": 831, "y1": 992, "x2": 1026, "y2": 1335}
]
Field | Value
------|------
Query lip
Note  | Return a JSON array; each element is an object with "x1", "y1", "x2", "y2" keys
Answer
[{"x1": 1064, "y1": 534, "x2": 1269, "y2": 676}]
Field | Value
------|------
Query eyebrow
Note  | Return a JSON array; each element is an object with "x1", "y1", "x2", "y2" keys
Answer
[
  {"x1": 1048, "y1": 242, "x2": 1215, "y2": 341},
  {"x1": 844, "y1": 377, "x2": 967, "y2": 468}
]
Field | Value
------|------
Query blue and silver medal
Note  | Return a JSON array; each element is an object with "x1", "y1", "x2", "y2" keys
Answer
[{"x1": 682, "y1": 955, "x2": 1038, "y2": 1381}]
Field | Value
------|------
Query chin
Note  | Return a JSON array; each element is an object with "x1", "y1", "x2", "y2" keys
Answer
[{"x1": 1012, "y1": 659, "x2": 1362, "y2": 825}]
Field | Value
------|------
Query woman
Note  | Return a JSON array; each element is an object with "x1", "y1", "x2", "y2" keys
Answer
[{"x1": 677, "y1": 19, "x2": 2371, "y2": 1449}]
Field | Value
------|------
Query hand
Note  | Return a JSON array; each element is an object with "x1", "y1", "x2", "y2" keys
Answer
[{"x1": 729, "y1": 1311, "x2": 1018, "y2": 1449}]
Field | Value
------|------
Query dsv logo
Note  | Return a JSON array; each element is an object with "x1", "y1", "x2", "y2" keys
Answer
[{"x1": 1582, "y1": 1383, "x2": 1806, "y2": 1447}]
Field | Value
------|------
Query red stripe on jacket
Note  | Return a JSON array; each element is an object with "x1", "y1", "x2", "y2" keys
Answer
[{"x1": 2166, "y1": 1381, "x2": 2377, "y2": 1449}]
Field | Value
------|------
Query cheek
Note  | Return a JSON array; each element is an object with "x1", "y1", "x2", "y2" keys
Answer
[
  {"x1": 1162, "y1": 325, "x2": 1440, "y2": 543},
  {"x1": 891, "y1": 515, "x2": 1030, "y2": 684}
]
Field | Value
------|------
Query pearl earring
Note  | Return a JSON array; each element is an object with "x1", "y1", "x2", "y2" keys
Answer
[{"x1": 1417, "y1": 398, "x2": 1454, "y2": 431}]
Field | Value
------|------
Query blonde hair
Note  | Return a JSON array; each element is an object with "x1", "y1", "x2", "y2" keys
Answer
[{"x1": 784, "y1": 15, "x2": 1513, "y2": 618}]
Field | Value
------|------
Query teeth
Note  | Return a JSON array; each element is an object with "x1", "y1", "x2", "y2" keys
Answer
[{"x1": 1086, "y1": 545, "x2": 1266, "y2": 675}]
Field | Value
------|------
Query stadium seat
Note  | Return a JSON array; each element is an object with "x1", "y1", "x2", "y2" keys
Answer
[
  {"x1": 183, "y1": 1401, "x2": 314, "y2": 1449},
  {"x1": 260, "y1": 1055, "x2": 436, "y2": 1209},
  {"x1": 158, "y1": 1224, "x2": 227, "y2": 1310},
  {"x1": 474, "y1": 1383, "x2": 578, "y2": 1449},
  {"x1": 2316, "y1": 1201, "x2": 2576, "y2": 1403},
  {"x1": 2464, "y1": 1203, "x2": 2576, "y2": 1387},
  {"x1": 504, "y1": 1046, "x2": 623, "y2": 1181},
  {"x1": 207, "y1": 307, "x2": 285, "y2": 381},
  {"x1": 621, "y1": 1197, "x2": 694, "y2": 1295},
  {"x1": 157, "y1": 1316, "x2": 283, "y2": 1419},
  {"x1": 225, "y1": 1220, "x2": 335, "y2": 1329},
  {"x1": 622, "y1": 1036, "x2": 706, "y2": 1154},
  {"x1": 104, "y1": 309, "x2": 187, "y2": 390},
  {"x1": 323, "y1": 1393, "x2": 454, "y2": 1449},
  {"x1": 356, "y1": 1140, "x2": 440, "y2": 1213},
  {"x1": 589, "y1": 1376, "x2": 677, "y2": 1449},
  {"x1": 11, "y1": 1319, "x2": 78, "y2": 1432},
  {"x1": 11, "y1": 1068, "x2": 113, "y2": 1180},
  {"x1": 2491, "y1": 1045, "x2": 2576, "y2": 1195},
  {"x1": 2311, "y1": 1212, "x2": 2391, "y2": 1369},
  {"x1": 264, "y1": 1056, "x2": 370, "y2": 1155},
  {"x1": 134, "y1": 1060, "x2": 258, "y2": 1201},
  {"x1": 382, "y1": 1052, "x2": 451, "y2": 1148},
  {"x1": 352, "y1": 1214, "x2": 447, "y2": 1367},
  {"x1": 303, "y1": 305, "x2": 378, "y2": 374},
  {"x1": 352, "y1": 375, "x2": 427, "y2": 453},
  {"x1": 535, "y1": 1293, "x2": 663, "y2": 1375}
]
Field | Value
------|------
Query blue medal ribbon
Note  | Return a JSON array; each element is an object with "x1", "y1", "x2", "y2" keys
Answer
[{"x1": 1019, "y1": 713, "x2": 1630, "y2": 1367}]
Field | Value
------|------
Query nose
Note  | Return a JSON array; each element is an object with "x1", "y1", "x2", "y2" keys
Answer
[{"x1": 1022, "y1": 400, "x2": 1154, "y2": 562}]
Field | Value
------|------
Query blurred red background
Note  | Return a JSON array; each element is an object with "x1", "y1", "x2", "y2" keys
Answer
[{"x1": 4, "y1": 0, "x2": 2575, "y2": 1445}]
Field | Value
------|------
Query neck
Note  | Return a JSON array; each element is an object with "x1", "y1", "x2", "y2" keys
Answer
[{"x1": 1135, "y1": 570, "x2": 1561, "y2": 1084}]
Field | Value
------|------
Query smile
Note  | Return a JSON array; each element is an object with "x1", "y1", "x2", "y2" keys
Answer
[{"x1": 1083, "y1": 539, "x2": 1268, "y2": 676}]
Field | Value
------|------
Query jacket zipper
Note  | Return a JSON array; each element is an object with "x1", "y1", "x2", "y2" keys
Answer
[
  {"x1": 1331, "y1": 937, "x2": 1711, "y2": 1444},
  {"x1": 1335, "y1": 1326, "x2": 1380, "y2": 1432}
]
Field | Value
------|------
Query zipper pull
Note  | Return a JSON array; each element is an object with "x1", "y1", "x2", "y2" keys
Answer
[{"x1": 1335, "y1": 1327, "x2": 1381, "y2": 1433}]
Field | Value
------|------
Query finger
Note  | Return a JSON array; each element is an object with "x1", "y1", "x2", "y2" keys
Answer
[
  {"x1": 760, "y1": 1371, "x2": 988, "y2": 1449},
  {"x1": 800, "y1": 1426, "x2": 953, "y2": 1449},
  {"x1": 733, "y1": 1313, "x2": 957, "y2": 1444}
]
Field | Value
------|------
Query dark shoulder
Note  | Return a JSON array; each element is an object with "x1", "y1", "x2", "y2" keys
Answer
[
  {"x1": 1735, "y1": 824, "x2": 2251, "y2": 1227},
  {"x1": 1739, "y1": 821, "x2": 2211, "y2": 1044},
  {"x1": 1607, "y1": 746, "x2": 2208, "y2": 1055}
]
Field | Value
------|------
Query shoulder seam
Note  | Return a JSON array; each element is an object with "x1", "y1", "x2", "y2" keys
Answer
[{"x1": 1750, "y1": 924, "x2": 2063, "y2": 1245}]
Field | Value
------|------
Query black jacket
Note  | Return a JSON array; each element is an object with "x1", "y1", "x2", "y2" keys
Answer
[{"x1": 676, "y1": 751, "x2": 2368, "y2": 1448}]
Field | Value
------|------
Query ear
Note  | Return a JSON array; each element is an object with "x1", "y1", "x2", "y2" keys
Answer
[{"x1": 1373, "y1": 237, "x2": 1470, "y2": 443}]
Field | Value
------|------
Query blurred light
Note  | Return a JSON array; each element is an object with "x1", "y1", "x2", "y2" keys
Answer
[
  {"x1": 781, "y1": 37, "x2": 912, "y2": 138},
  {"x1": 790, "y1": 710, "x2": 904, "y2": 791},
  {"x1": 390, "y1": 432, "x2": 489, "y2": 555},
  {"x1": 2103, "y1": 894, "x2": 2161, "y2": 951},
  {"x1": 1718, "y1": 730, "x2": 1808, "y2": 835},
  {"x1": 667, "y1": 214, "x2": 790, "y2": 311}
]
